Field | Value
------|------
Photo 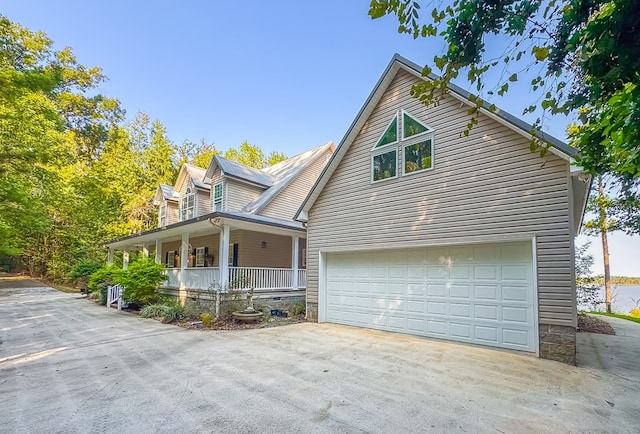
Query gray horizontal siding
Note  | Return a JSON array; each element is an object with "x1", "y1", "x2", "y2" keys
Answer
[
  {"x1": 226, "y1": 179, "x2": 264, "y2": 212},
  {"x1": 307, "y1": 69, "x2": 574, "y2": 326},
  {"x1": 260, "y1": 149, "x2": 332, "y2": 221}
]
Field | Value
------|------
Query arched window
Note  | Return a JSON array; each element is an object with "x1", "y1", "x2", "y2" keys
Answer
[{"x1": 180, "y1": 187, "x2": 195, "y2": 221}]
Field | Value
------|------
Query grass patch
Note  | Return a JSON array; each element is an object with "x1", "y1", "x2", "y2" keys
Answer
[
  {"x1": 589, "y1": 311, "x2": 640, "y2": 324},
  {"x1": 46, "y1": 282, "x2": 81, "y2": 293}
]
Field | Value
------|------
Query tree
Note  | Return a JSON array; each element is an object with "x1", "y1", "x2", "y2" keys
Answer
[
  {"x1": 368, "y1": 0, "x2": 640, "y2": 182},
  {"x1": 575, "y1": 242, "x2": 602, "y2": 311},
  {"x1": 176, "y1": 139, "x2": 221, "y2": 169},
  {"x1": 0, "y1": 15, "x2": 117, "y2": 260},
  {"x1": 582, "y1": 175, "x2": 621, "y2": 313},
  {"x1": 224, "y1": 141, "x2": 287, "y2": 169}
]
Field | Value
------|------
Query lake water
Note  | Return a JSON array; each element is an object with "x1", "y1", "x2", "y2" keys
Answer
[{"x1": 578, "y1": 285, "x2": 640, "y2": 314}]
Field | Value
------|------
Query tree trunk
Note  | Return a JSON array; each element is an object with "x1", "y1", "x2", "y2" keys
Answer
[{"x1": 598, "y1": 176, "x2": 612, "y2": 313}]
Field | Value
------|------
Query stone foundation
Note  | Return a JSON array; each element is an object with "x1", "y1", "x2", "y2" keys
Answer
[
  {"x1": 539, "y1": 324, "x2": 576, "y2": 365},
  {"x1": 306, "y1": 301, "x2": 318, "y2": 321}
]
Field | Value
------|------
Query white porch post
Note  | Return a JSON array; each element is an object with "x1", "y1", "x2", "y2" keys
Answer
[
  {"x1": 155, "y1": 239, "x2": 162, "y2": 264},
  {"x1": 180, "y1": 233, "x2": 189, "y2": 289},
  {"x1": 218, "y1": 225, "x2": 230, "y2": 289},
  {"x1": 292, "y1": 236, "x2": 299, "y2": 289},
  {"x1": 142, "y1": 244, "x2": 149, "y2": 259},
  {"x1": 122, "y1": 248, "x2": 129, "y2": 270},
  {"x1": 107, "y1": 248, "x2": 114, "y2": 265}
]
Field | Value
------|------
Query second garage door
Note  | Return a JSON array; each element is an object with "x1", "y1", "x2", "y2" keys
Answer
[{"x1": 323, "y1": 241, "x2": 536, "y2": 352}]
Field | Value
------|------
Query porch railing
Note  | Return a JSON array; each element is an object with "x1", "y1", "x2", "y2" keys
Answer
[
  {"x1": 298, "y1": 269, "x2": 307, "y2": 288},
  {"x1": 165, "y1": 268, "x2": 181, "y2": 288},
  {"x1": 162, "y1": 267, "x2": 307, "y2": 291},
  {"x1": 182, "y1": 267, "x2": 220, "y2": 290},
  {"x1": 107, "y1": 284, "x2": 123, "y2": 310}
]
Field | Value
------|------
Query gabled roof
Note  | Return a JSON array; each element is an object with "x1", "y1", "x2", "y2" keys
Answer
[
  {"x1": 175, "y1": 163, "x2": 209, "y2": 192},
  {"x1": 153, "y1": 184, "x2": 176, "y2": 205},
  {"x1": 295, "y1": 53, "x2": 578, "y2": 222},
  {"x1": 243, "y1": 142, "x2": 334, "y2": 214},
  {"x1": 206, "y1": 155, "x2": 275, "y2": 188}
]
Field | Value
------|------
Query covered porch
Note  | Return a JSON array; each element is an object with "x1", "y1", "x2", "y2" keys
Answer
[{"x1": 105, "y1": 212, "x2": 307, "y2": 294}]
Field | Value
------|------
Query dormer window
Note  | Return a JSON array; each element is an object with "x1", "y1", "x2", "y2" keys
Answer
[
  {"x1": 371, "y1": 110, "x2": 434, "y2": 182},
  {"x1": 159, "y1": 203, "x2": 167, "y2": 227},
  {"x1": 180, "y1": 187, "x2": 195, "y2": 221},
  {"x1": 213, "y1": 182, "x2": 223, "y2": 212}
]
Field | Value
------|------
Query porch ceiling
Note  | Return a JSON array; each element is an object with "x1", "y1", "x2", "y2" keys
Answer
[{"x1": 105, "y1": 212, "x2": 306, "y2": 249}]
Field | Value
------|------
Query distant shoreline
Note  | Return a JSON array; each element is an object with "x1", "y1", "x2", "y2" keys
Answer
[{"x1": 578, "y1": 276, "x2": 640, "y2": 286}]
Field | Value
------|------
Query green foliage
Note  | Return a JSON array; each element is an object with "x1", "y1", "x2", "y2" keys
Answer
[
  {"x1": 116, "y1": 258, "x2": 167, "y2": 305},
  {"x1": 140, "y1": 301, "x2": 185, "y2": 323},
  {"x1": 368, "y1": 0, "x2": 640, "y2": 182},
  {"x1": 575, "y1": 242, "x2": 602, "y2": 311},
  {"x1": 224, "y1": 141, "x2": 287, "y2": 169},
  {"x1": 590, "y1": 311, "x2": 640, "y2": 324},
  {"x1": 88, "y1": 264, "x2": 123, "y2": 293},
  {"x1": 69, "y1": 259, "x2": 103, "y2": 289},
  {"x1": 288, "y1": 301, "x2": 306, "y2": 316}
]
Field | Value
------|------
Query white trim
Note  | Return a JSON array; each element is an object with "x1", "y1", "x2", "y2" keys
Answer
[
  {"x1": 212, "y1": 182, "x2": 223, "y2": 212},
  {"x1": 401, "y1": 109, "x2": 433, "y2": 139},
  {"x1": 180, "y1": 187, "x2": 195, "y2": 221},
  {"x1": 195, "y1": 246, "x2": 205, "y2": 267},
  {"x1": 371, "y1": 110, "x2": 399, "y2": 150},
  {"x1": 401, "y1": 136, "x2": 435, "y2": 176},
  {"x1": 318, "y1": 250, "x2": 327, "y2": 322},
  {"x1": 167, "y1": 250, "x2": 176, "y2": 268},
  {"x1": 532, "y1": 236, "x2": 540, "y2": 357},
  {"x1": 370, "y1": 148, "x2": 398, "y2": 183},
  {"x1": 318, "y1": 238, "x2": 539, "y2": 353}
]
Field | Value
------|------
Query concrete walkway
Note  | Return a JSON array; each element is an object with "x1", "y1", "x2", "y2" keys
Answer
[
  {"x1": 1, "y1": 280, "x2": 639, "y2": 433},
  {"x1": 577, "y1": 315, "x2": 640, "y2": 381}
]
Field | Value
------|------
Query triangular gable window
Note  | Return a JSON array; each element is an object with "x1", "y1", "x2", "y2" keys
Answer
[
  {"x1": 403, "y1": 111, "x2": 430, "y2": 139},
  {"x1": 375, "y1": 113, "x2": 398, "y2": 148}
]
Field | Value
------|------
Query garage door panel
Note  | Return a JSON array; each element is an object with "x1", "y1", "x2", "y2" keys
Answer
[
  {"x1": 450, "y1": 284, "x2": 471, "y2": 298},
  {"x1": 503, "y1": 285, "x2": 529, "y2": 302},
  {"x1": 427, "y1": 284, "x2": 447, "y2": 297},
  {"x1": 474, "y1": 265, "x2": 497, "y2": 279},
  {"x1": 449, "y1": 303, "x2": 471, "y2": 318},
  {"x1": 427, "y1": 266, "x2": 448, "y2": 279},
  {"x1": 450, "y1": 266, "x2": 470, "y2": 279},
  {"x1": 502, "y1": 265, "x2": 529, "y2": 281},
  {"x1": 450, "y1": 322, "x2": 472, "y2": 339},
  {"x1": 502, "y1": 306, "x2": 529, "y2": 323},
  {"x1": 427, "y1": 319, "x2": 447, "y2": 335},
  {"x1": 324, "y1": 241, "x2": 535, "y2": 353},
  {"x1": 475, "y1": 285, "x2": 498, "y2": 300},
  {"x1": 475, "y1": 325, "x2": 499, "y2": 343}
]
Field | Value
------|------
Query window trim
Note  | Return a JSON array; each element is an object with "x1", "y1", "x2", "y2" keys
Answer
[
  {"x1": 401, "y1": 109, "x2": 433, "y2": 139},
  {"x1": 195, "y1": 247, "x2": 205, "y2": 267},
  {"x1": 371, "y1": 111, "x2": 399, "y2": 150},
  {"x1": 180, "y1": 186, "x2": 195, "y2": 221},
  {"x1": 402, "y1": 136, "x2": 435, "y2": 177},
  {"x1": 167, "y1": 250, "x2": 176, "y2": 268},
  {"x1": 212, "y1": 182, "x2": 223, "y2": 212},
  {"x1": 371, "y1": 148, "x2": 398, "y2": 183},
  {"x1": 159, "y1": 203, "x2": 167, "y2": 227}
]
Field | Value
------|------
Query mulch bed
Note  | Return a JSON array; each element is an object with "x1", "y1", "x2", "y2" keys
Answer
[
  {"x1": 176, "y1": 314, "x2": 306, "y2": 331},
  {"x1": 578, "y1": 313, "x2": 616, "y2": 335}
]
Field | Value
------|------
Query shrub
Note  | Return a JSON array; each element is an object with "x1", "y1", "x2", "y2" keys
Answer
[
  {"x1": 288, "y1": 301, "x2": 306, "y2": 316},
  {"x1": 630, "y1": 308, "x2": 640, "y2": 318},
  {"x1": 117, "y1": 259, "x2": 167, "y2": 305},
  {"x1": 140, "y1": 302, "x2": 184, "y2": 323},
  {"x1": 201, "y1": 313, "x2": 212, "y2": 325},
  {"x1": 88, "y1": 265, "x2": 123, "y2": 305},
  {"x1": 140, "y1": 303, "x2": 168, "y2": 318},
  {"x1": 69, "y1": 259, "x2": 103, "y2": 290}
]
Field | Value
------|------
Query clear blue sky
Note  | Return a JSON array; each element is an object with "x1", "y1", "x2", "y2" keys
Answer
[{"x1": 3, "y1": 1, "x2": 637, "y2": 276}]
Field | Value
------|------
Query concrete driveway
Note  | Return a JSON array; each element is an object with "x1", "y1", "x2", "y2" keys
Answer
[{"x1": 1, "y1": 279, "x2": 638, "y2": 433}]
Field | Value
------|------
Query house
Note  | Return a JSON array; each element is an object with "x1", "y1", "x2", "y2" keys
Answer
[
  {"x1": 105, "y1": 142, "x2": 335, "y2": 302},
  {"x1": 295, "y1": 54, "x2": 589, "y2": 364}
]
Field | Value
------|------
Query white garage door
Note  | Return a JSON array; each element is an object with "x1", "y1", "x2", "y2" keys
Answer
[{"x1": 323, "y1": 241, "x2": 536, "y2": 352}]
